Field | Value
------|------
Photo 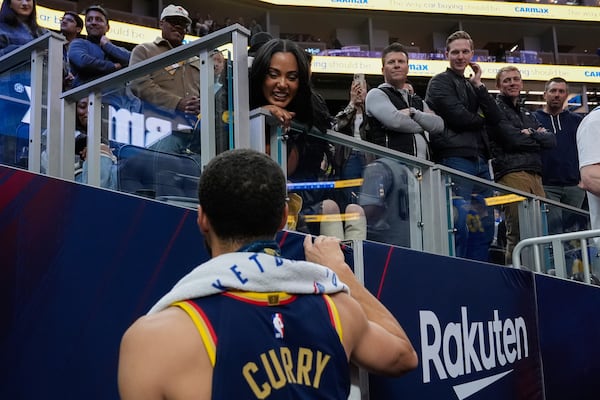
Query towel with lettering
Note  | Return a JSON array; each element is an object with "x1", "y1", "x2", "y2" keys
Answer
[{"x1": 148, "y1": 251, "x2": 349, "y2": 314}]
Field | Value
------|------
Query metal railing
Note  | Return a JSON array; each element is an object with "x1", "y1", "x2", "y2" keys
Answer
[
  {"x1": 513, "y1": 229, "x2": 600, "y2": 284},
  {"x1": 0, "y1": 31, "x2": 65, "y2": 175}
]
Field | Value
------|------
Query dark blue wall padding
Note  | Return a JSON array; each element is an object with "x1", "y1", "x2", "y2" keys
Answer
[
  {"x1": 535, "y1": 274, "x2": 600, "y2": 400},
  {"x1": 1, "y1": 165, "x2": 600, "y2": 399}
]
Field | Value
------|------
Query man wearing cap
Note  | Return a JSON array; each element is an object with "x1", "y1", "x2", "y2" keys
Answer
[
  {"x1": 248, "y1": 30, "x2": 272, "y2": 65},
  {"x1": 60, "y1": 11, "x2": 83, "y2": 90},
  {"x1": 129, "y1": 4, "x2": 201, "y2": 154},
  {"x1": 68, "y1": 5, "x2": 131, "y2": 88}
]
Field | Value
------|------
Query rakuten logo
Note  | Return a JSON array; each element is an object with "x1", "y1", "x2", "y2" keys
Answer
[{"x1": 419, "y1": 307, "x2": 529, "y2": 399}]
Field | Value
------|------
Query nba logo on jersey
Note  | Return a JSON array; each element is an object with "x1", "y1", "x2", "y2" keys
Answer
[{"x1": 272, "y1": 313, "x2": 285, "y2": 339}]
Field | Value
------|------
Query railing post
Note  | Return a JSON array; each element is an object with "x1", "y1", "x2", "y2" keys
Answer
[
  {"x1": 200, "y1": 47, "x2": 215, "y2": 170},
  {"x1": 44, "y1": 34, "x2": 64, "y2": 177},
  {"x1": 231, "y1": 30, "x2": 249, "y2": 149},
  {"x1": 420, "y1": 166, "x2": 450, "y2": 256},
  {"x1": 27, "y1": 49, "x2": 44, "y2": 173},
  {"x1": 61, "y1": 98, "x2": 76, "y2": 179},
  {"x1": 86, "y1": 92, "x2": 103, "y2": 187}
]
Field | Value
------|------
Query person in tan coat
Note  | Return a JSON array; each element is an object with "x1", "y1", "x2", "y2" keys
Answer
[{"x1": 129, "y1": 4, "x2": 201, "y2": 154}]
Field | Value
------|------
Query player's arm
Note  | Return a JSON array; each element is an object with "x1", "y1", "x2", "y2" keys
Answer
[
  {"x1": 118, "y1": 308, "x2": 212, "y2": 400},
  {"x1": 119, "y1": 315, "x2": 172, "y2": 400},
  {"x1": 304, "y1": 235, "x2": 418, "y2": 375}
]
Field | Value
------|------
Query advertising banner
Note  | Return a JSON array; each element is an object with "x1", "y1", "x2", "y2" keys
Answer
[
  {"x1": 258, "y1": 0, "x2": 600, "y2": 22},
  {"x1": 362, "y1": 240, "x2": 543, "y2": 399}
]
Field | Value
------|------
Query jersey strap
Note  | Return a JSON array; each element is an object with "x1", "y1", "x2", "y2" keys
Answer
[
  {"x1": 323, "y1": 294, "x2": 343, "y2": 342},
  {"x1": 172, "y1": 300, "x2": 218, "y2": 367}
]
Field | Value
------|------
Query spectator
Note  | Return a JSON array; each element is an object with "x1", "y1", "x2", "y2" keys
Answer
[
  {"x1": 211, "y1": 48, "x2": 225, "y2": 91},
  {"x1": 248, "y1": 30, "x2": 272, "y2": 66},
  {"x1": 250, "y1": 38, "x2": 365, "y2": 240},
  {"x1": 534, "y1": 77, "x2": 585, "y2": 234},
  {"x1": 129, "y1": 4, "x2": 200, "y2": 156},
  {"x1": 577, "y1": 106, "x2": 600, "y2": 237},
  {"x1": 41, "y1": 97, "x2": 116, "y2": 189},
  {"x1": 488, "y1": 66, "x2": 555, "y2": 264},
  {"x1": 366, "y1": 42, "x2": 443, "y2": 160},
  {"x1": 73, "y1": 96, "x2": 117, "y2": 189},
  {"x1": 249, "y1": 18, "x2": 263, "y2": 37},
  {"x1": 60, "y1": 11, "x2": 83, "y2": 90},
  {"x1": 332, "y1": 74, "x2": 371, "y2": 210},
  {"x1": 0, "y1": 0, "x2": 47, "y2": 167},
  {"x1": 190, "y1": 11, "x2": 206, "y2": 36},
  {"x1": 425, "y1": 30, "x2": 502, "y2": 262},
  {"x1": 68, "y1": 5, "x2": 130, "y2": 88},
  {"x1": 0, "y1": 0, "x2": 46, "y2": 57},
  {"x1": 41, "y1": 96, "x2": 88, "y2": 174},
  {"x1": 330, "y1": 33, "x2": 342, "y2": 49},
  {"x1": 203, "y1": 13, "x2": 214, "y2": 32},
  {"x1": 74, "y1": 132, "x2": 117, "y2": 190},
  {"x1": 118, "y1": 149, "x2": 418, "y2": 399}
]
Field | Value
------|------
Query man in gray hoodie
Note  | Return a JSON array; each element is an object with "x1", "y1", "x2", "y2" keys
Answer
[{"x1": 533, "y1": 77, "x2": 585, "y2": 234}]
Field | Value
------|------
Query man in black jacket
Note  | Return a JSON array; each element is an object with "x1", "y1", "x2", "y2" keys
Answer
[
  {"x1": 425, "y1": 30, "x2": 502, "y2": 262},
  {"x1": 489, "y1": 66, "x2": 555, "y2": 264}
]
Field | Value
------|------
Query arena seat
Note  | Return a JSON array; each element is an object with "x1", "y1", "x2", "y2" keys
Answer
[{"x1": 116, "y1": 144, "x2": 200, "y2": 204}]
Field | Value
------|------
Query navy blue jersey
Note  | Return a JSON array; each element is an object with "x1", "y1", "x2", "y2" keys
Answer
[{"x1": 174, "y1": 291, "x2": 350, "y2": 399}]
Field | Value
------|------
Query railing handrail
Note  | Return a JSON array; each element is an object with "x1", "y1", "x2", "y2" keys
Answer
[
  {"x1": 513, "y1": 228, "x2": 600, "y2": 284},
  {"x1": 308, "y1": 126, "x2": 589, "y2": 217},
  {"x1": 513, "y1": 229, "x2": 600, "y2": 265},
  {"x1": 0, "y1": 31, "x2": 65, "y2": 71}
]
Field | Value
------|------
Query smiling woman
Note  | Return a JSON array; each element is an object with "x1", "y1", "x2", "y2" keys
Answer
[
  {"x1": 0, "y1": 0, "x2": 46, "y2": 56},
  {"x1": 249, "y1": 39, "x2": 366, "y2": 241},
  {"x1": 249, "y1": 38, "x2": 315, "y2": 131}
]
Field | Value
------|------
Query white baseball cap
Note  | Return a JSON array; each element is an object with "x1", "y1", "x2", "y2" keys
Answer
[{"x1": 160, "y1": 4, "x2": 192, "y2": 25}]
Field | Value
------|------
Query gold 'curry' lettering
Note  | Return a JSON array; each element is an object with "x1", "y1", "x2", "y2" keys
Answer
[{"x1": 243, "y1": 346, "x2": 332, "y2": 398}]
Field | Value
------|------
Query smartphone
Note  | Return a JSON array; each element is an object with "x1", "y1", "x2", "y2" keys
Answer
[{"x1": 353, "y1": 73, "x2": 366, "y2": 86}]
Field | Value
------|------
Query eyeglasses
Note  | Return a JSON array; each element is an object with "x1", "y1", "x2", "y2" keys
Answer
[
  {"x1": 60, "y1": 17, "x2": 77, "y2": 24},
  {"x1": 163, "y1": 17, "x2": 190, "y2": 28}
]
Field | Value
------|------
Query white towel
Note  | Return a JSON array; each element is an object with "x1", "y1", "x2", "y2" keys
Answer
[{"x1": 148, "y1": 251, "x2": 349, "y2": 314}]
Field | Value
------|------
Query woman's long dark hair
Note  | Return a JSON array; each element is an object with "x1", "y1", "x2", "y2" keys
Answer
[
  {"x1": 0, "y1": 0, "x2": 42, "y2": 36},
  {"x1": 249, "y1": 38, "x2": 314, "y2": 127}
]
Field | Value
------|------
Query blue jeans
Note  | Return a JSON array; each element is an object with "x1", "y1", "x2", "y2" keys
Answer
[
  {"x1": 338, "y1": 150, "x2": 367, "y2": 210},
  {"x1": 441, "y1": 156, "x2": 494, "y2": 262},
  {"x1": 543, "y1": 184, "x2": 586, "y2": 235}
]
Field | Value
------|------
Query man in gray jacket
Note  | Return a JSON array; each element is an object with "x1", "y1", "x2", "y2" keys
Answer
[{"x1": 365, "y1": 42, "x2": 443, "y2": 160}]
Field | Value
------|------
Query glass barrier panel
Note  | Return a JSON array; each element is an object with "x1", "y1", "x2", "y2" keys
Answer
[
  {"x1": 213, "y1": 47, "x2": 233, "y2": 155},
  {"x1": 69, "y1": 85, "x2": 201, "y2": 207},
  {"x1": 441, "y1": 170, "x2": 522, "y2": 265},
  {"x1": 59, "y1": 27, "x2": 249, "y2": 207},
  {"x1": 539, "y1": 199, "x2": 591, "y2": 276},
  {"x1": 286, "y1": 128, "x2": 425, "y2": 249},
  {"x1": 0, "y1": 60, "x2": 31, "y2": 168}
]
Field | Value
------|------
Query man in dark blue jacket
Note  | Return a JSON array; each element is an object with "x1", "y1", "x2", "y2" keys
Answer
[
  {"x1": 534, "y1": 77, "x2": 585, "y2": 235},
  {"x1": 489, "y1": 66, "x2": 555, "y2": 264},
  {"x1": 67, "y1": 5, "x2": 130, "y2": 88},
  {"x1": 425, "y1": 30, "x2": 502, "y2": 262}
]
